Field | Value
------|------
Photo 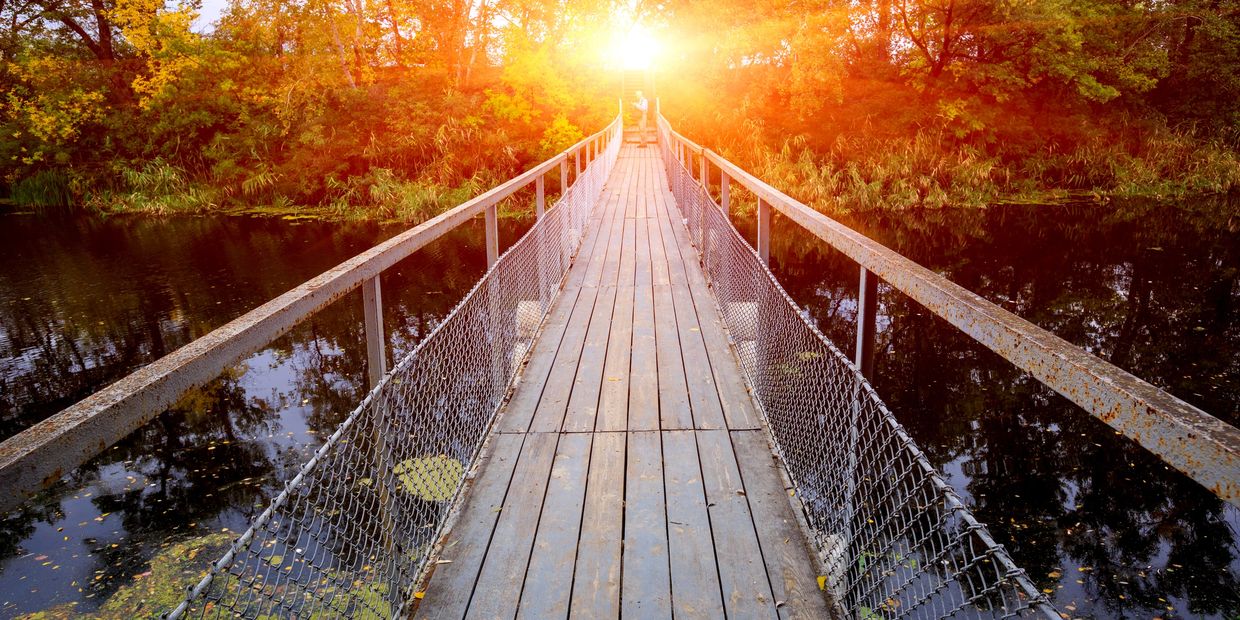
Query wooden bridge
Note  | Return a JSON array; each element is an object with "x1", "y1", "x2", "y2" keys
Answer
[
  {"x1": 1, "y1": 107, "x2": 1236, "y2": 620},
  {"x1": 415, "y1": 144, "x2": 829, "y2": 618}
]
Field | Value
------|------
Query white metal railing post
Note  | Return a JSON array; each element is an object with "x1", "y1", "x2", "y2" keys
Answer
[
  {"x1": 756, "y1": 197, "x2": 771, "y2": 265},
  {"x1": 721, "y1": 170, "x2": 730, "y2": 215},
  {"x1": 362, "y1": 276, "x2": 386, "y2": 388},
  {"x1": 854, "y1": 268, "x2": 878, "y2": 379},
  {"x1": 485, "y1": 204, "x2": 499, "y2": 266},
  {"x1": 698, "y1": 156, "x2": 709, "y2": 258},
  {"x1": 535, "y1": 175, "x2": 545, "y2": 219},
  {"x1": 575, "y1": 149, "x2": 582, "y2": 177},
  {"x1": 560, "y1": 158, "x2": 568, "y2": 199}
]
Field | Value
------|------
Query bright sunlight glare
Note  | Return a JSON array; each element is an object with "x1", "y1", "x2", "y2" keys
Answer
[{"x1": 611, "y1": 26, "x2": 658, "y2": 70}]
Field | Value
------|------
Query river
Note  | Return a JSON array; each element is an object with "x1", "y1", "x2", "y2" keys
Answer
[{"x1": 0, "y1": 199, "x2": 1236, "y2": 617}]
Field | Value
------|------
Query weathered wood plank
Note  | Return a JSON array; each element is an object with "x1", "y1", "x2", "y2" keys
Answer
[
  {"x1": 696, "y1": 429, "x2": 779, "y2": 618},
  {"x1": 495, "y1": 287, "x2": 582, "y2": 433},
  {"x1": 662, "y1": 430, "x2": 725, "y2": 619},
  {"x1": 562, "y1": 285, "x2": 617, "y2": 432},
  {"x1": 629, "y1": 282, "x2": 660, "y2": 431},
  {"x1": 415, "y1": 433, "x2": 526, "y2": 618},
  {"x1": 669, "y1": 284, "x2": 727, "y2": 430},
  {"x1": 622, "y1": 431, "x2": 672, "y2": 619},
  {"x1": 516, "y1": 433, "x2": 593, "y2": 619},
  {"x1": 565, "y1": 184, "x2": 618, "y2": 290},
  {"x1": 653, "y1": 284, "x2": 692, "y2": 430},
  {"x1": 596, "y1": 286, "x2": 633, "y2": 432},
  {"x1": 648, "y1": 216, "x2": 670, "y2": 287},
  {"x1": 656, "y1": 170, "x2": 761, "y2": 430},
  {"x1": 463, "y1": 432, "x2": 560, "y2": 620},
  {"x1": 731, "y1": 430, "x2": 833, "y2": 619},
  {"x1": 569, "y1": 432, "x2": 626, "y2": 618},
  {"x1": 526, "y1": 286, "x2": 598, "y2": 433},
  {"x1": 580, "y1": 172, "x2": 626, "y2": 289}
]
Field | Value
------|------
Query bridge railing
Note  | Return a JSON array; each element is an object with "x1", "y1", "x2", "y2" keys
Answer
[
  {"x1": 0, "y1": 110, "x2": 623, "y2": 514},
  {"x1": 165, "y1": 114, "x2": 624, "y2": 618},
  {"x1": 657, "y1": 113, "x2": 1059, "y2": 619},
  {"x1": 655, "y1": 111, "x2": 1240, "y2": 509}
]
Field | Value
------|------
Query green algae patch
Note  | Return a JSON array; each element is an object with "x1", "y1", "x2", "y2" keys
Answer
[
  {"x1": 393, "y1": 455, "x2": 465, "y2": 502},
  {"x1": 18, "y1": 532, "x2": 233, "y2": 619}
]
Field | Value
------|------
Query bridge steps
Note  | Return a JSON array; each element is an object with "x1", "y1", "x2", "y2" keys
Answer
[{"x1": 415, "y1": 145, "x2": 831, "y2": 618}]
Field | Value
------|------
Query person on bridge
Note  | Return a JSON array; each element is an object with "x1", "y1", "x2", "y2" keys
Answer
[{"x1": 633, "y1": 90, "x2": 649, "y2": 147}]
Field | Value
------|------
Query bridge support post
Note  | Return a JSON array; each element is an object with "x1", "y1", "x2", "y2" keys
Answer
[
  {"x1": 854, "y1": 268, "x2": 879, "y2": 379},
  {"x1": 575, "y1": 150, "x2": 582, "y2": 177},
  {"x1": 535, "y1": 175, "x2": 545, "y2": 219},
  {"x1": 362, "y1": 276, "x2": 386, "y2": 389},
  {"x1": 485, "y1": 204, "x2": 499, "y2": 267},
  {"x1": 699, "y1": 153, "x2": 707, "y2": 188},
  {"x1": 721, "y1": 170, "x2": 730, "y2": 215},
  {"x1": 560, "y1": 159, "x2": 568, "y2": 200},
  {"x1": 756, "y1": 198, "x2": 771, "y2": 266}
]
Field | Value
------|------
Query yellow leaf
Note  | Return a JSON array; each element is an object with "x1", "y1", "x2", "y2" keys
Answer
[
  {"x1": 414, "y1": 591, "x2": 425, "y2": 599},
  {"x1": 816, "y1": 575, "x2": 827, "y2": 591}
]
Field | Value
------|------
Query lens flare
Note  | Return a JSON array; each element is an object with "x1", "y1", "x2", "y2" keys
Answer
[{"x1": 611, "y1": 25, "x2": 657, "y2": 70}]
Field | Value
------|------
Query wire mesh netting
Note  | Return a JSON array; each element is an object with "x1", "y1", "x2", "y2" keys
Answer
[
  {"x1": 657, "y1": 119, "x2": 1058, "y2": 620},
  {"x1": 167, "y1": 121, "x2": 622, "y2": 619}
]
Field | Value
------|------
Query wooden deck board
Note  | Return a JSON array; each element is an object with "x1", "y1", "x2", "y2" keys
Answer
[{"x1": 415, "y1": 145, "x2": 830, "y2": 620}]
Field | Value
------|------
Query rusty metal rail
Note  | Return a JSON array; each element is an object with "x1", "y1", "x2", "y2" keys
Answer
[
  {"x1": 0, "y1": 110, "x2": 624, "y2": 514},
  {"x1": 657, "y1": 109, "x2": 1240, "y2": 508}
]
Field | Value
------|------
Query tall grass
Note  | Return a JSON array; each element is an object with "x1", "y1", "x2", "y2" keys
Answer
[
  {"x1": 325, "y1": 167, "x2": 489, "y2": 223},
  {"x1": 11, "y1": 169, "x2": 75, "y2": 212},
  {"x1": 731, "y1": 124, "x2": 1240, "y2": 215},
  {"x1": 98, "y1": 159, "x2": 221, "y2": 214}
]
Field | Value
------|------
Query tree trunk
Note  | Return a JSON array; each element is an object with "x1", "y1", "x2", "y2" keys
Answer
[
  {"x1": 326, "y1": 4, "x2": 357, "y2": 88},
  {"x1": 386, "y1": 0, "x2": 405, "y2": 64},
  {"x1": 874, "y1": 0, "x2": 892, "y2": 64}
]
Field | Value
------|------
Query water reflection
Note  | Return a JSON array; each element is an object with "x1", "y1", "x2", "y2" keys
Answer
[
  {"x1": 0, "y1": 212, "x2": 530, "y2": 616},
  {"x1": 748, "y1": 197, "x2": 1240, "y2": 617}
]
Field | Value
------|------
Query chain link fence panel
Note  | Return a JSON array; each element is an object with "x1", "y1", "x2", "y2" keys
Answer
[
  {"x1": 166, "y1": 124, "x2": 622, "y2": 620},
  {"x1": 657, "y1": 121, "x2": 1058, "y2": 620}
]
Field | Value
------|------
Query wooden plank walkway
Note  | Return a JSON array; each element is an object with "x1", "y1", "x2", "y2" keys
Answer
[{"x1": 415, "y1": 145, "x2": 830, "y2": 619}]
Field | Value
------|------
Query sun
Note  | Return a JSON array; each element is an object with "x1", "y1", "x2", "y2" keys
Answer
[{"x1": 611, "y1": 25, "x2": 659, "y2": 70}]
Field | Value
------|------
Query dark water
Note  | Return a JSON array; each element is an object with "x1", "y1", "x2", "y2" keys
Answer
[
  {"x1": 0, "y1": 198, "x2": 1236, "y2": 617},
  {"x1": 738, "y1": 197, "x2": 1240, "y2": 617},
  {"x1": 0, "y1": 211, "x2": 532, "y2": 617}
]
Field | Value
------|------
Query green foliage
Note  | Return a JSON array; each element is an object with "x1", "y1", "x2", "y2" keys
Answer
[
  {"x1": 539, "y1": 114, "x2": 585, "y2": 159},
  {"x1": 11, "y1": 169, "x2": 75, "y2": 210},
  {"x1": 1, "y1": 0, "x2": 1236, "y2": 219}
]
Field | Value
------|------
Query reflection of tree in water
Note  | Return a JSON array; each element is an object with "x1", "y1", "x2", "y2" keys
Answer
[
  {"x1": 76, "y1": 368, "x2": 279, "y2": 600},
  {"x1": 739, "y1": 197, "x2": 1240, "y2": 615}
]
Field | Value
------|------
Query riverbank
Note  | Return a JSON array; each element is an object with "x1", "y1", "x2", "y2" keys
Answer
[
  {"x1": 7, "y1": 121, "x2": 1230, "y2": 223},
  {"x1": 705, "y1": 123, "x2": 1240, "y2": 217}
]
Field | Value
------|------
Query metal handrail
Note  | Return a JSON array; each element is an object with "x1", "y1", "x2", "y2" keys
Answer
[
  {"x1": 657, "y1": 111, "x2": 1240, "y2": 508},
  {"x1": 0, "y1": 109, "x2": 625, "y2": 513}
]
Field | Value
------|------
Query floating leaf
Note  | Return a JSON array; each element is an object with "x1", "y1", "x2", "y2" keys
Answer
[
  {"x1": 394, "y1": 455, "x2": 465, "y2": 501},
  {"x1": 817, "y1": 575, "x2": 827, "y2": 591}
]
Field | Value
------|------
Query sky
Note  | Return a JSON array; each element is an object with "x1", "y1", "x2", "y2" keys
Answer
[{"x1": 193, "y1": 0, "x2": 228, "y2": 32}]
